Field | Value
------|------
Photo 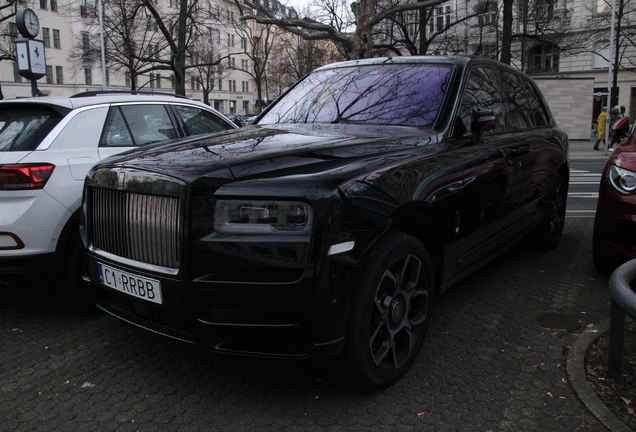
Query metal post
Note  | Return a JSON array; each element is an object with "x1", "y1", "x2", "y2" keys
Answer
[
  {"x1": 608, "y1": 299, "x2": 626, "y2": 378},
  {"x1": 30, "y1": 79, "x2": 38, "y2": 97},
  {"x1": 98, "y1": 0, "x2": 107, "y2": 90},
  {"x1": 604, "y1": 0, "x2": 616, "y2": 155}
]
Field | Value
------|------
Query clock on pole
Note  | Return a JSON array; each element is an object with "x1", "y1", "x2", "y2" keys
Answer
[
  {"x1": 14, "y1": 8, "x2": 46, "y2": 96},
  {"x1": 16, "y1": 8, "x2": 40, "y2": 39}
]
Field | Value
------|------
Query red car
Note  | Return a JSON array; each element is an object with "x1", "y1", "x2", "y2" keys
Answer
[{"x1": 593, "y1": 119, "x2": 636, "y2": 272}]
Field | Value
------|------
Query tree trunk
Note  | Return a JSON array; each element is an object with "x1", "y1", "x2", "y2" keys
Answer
[
  {"x1": 174, "y1": 0, "x2": 189, "y2": 96},
  {"x1": 500, "y1": 0, "x2": 513, "y2": 64}
]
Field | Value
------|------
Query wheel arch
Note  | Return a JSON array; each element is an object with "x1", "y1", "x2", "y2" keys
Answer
[
  {"x1": 56, "y1": 207, "x2": 82, "y2": 259},
  {"x1": 386, "y1": 206, "x2": 444, "y2": 294}
]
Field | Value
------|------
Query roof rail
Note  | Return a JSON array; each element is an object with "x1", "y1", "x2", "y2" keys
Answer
[{"x1": 70, "y1": 90, "x2": 189, "y2": 99}]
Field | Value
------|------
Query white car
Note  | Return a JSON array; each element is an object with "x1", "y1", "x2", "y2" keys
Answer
[{"x1": 0, "y1": 92, "x2": 237, "y2": 309}]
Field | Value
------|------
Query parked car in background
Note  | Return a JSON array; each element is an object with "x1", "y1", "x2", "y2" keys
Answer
[
  {"x1": 0, "y1": 92, "x2": 236, "y2": 309},
  {"x1": 82, "y1": 56, "x2": 568, "y2": 388},
  {"x1": 593, "y1": 120, "x2": 636, "y2": 272}
]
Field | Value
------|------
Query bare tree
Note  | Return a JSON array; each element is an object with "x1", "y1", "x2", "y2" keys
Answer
[
  {"x1": 69, "y1": 0, "x2": 161, "y2": 91},
  {"x1": 239, "y1": 0, "x2": 449, "y2": 59},
  {"x1": 587, "y1": 0, "x2": 636, "y2": 106},
  {"x1": 189, "y1": 28, "x2": 230, "y2": 105},
  {"x1": 0, "y1": 0, "x2": 26, "y2": 63},
  {"x1": 228, "y1": 2, "x2": 280, "y2": 113}
]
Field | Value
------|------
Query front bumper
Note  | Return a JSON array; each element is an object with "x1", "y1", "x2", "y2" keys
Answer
[{"x1": 88, "y1": 252, "x2": 352, "y2": 362}]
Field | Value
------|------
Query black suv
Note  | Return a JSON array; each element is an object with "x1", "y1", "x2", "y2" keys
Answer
[{"x1": 82, "y1": 56, "x2": 568, "y2": 388}]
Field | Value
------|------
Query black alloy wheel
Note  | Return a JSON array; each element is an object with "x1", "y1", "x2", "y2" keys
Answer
[{"x1": 340, "y1": 231, "x2": 434, "y2": 389}]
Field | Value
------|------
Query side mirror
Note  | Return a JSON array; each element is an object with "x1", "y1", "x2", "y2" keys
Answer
[{"x1": 613, "y1": 116, "x2": 629, "y2": 133}]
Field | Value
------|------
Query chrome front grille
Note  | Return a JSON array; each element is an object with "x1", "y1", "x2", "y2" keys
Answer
[{"x1": 91, "y1": 187, "x2": 181, "y2": 269}]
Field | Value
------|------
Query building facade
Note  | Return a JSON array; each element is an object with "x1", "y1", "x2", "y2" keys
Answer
[
  {"x1": 0, "y1": 0, "x2": 297, "y2": 116},
  {"x1": 376, "y1": 0, "x2": 635, "y2": 138}
]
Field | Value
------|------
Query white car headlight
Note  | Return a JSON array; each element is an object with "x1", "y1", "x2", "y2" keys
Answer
[
  {"x1": 608, "y1": 165, "x2": 636, "y2": 195},
  {"x1": 214, "y1": 200, "x2": 313, "y2": 234}
]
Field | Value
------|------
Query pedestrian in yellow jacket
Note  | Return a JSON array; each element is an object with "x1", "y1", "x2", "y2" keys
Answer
[{"x1": 594, "y1": 108, "x2": 607, "y2": 150}]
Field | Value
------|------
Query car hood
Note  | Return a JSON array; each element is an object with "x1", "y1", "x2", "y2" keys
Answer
[{"x1": 96, "y1": 124, "x2": 440, "y2": 187}]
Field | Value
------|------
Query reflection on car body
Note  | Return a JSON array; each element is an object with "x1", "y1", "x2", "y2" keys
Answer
[{"x1": 82, "y1": 56, "x2": 569, "y2": 389}]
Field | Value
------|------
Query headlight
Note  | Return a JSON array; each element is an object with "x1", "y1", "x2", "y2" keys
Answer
[
  {"x1": 214, "y1": 200, "x2": 313, "y2": 234},
  {"x1": 608, "y1": 165, "x2": 636, "y2": 195}
]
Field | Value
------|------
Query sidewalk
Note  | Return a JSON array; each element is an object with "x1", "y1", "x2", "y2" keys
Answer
[{"x1": 570, "y1": 138, "x2": 614, "y2": 161}]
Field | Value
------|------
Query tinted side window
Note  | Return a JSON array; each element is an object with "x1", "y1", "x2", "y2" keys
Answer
[
  {"x1": 456, "y1": 67, "x2": 504, "y2": 137},
  {"x1": 500, "y1": 71, "x2": 532, "y2": 130},
  {"x1": 521, "y1": 78, "x2": 549, "y2": 126},
  {"x1": 173, "y1": 105, "x2": 234, "y2": 136},
  {"x1": 0, "y1": 105, "x2": 63, "y2": 152},
  {"x1": 100, "y1": 105, "x2": 177, "y2": 147}
]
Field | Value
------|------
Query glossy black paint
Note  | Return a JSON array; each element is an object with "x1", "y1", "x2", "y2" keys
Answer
[{"x1": 83, "y1": 56, "x2": 569, "y2": 362}]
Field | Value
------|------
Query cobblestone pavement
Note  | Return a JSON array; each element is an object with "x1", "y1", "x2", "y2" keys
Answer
[{"x1": 0, "y1": 217, "x2": 613, "y2": 431}]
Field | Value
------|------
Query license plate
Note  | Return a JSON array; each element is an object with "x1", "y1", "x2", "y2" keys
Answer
[{"x1": 97, "y1": 262, "x2": 163, "y2": 304}]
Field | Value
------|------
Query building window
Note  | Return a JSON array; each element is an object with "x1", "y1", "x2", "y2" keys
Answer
[
  {"x1": 241, "y1": 37, "x2": 247, "y2": 49},
  {"x1": 56, "y1": 66, "x2": 63, "y2": 84},
  {"x1": 536, "y1": 0, "x2": 555, "y2": 20},
  {"x1": 42, "y1": 28, "x2": 50, "y2": 48},
  {"x1": 13, "y1": 63, "x2": 22, "y2": 82},
  {"x1": 125, "y1": 71, "x2": 131, "y2": 87},
  {"x1": 80, "y1": 0, "x2": 87, "y2": 17},
  {"x1": 53, "y1": 29, "x2": 60, "y2": 49},
  {"x1": 191, "y1": 76, "x2": 195, "y2": 90},
  {"x1": 85, "y1": 68, "x2": 92, "y2": 85},
  {"x1": 156, "y1": 74, "x2": 161, "y2": 88},
  {"x1": 475, "y1": 43, "x2": 498, "y2": 59},
  {"x1": 593, "y1": 43, "x2": 610, "y2": 69},
  {"x1": 146, "y1": 17, "x2": 157, "y2": 31},
  {"x1": 227, "y1": 33, "x2": 234, "y2": 47},
  {"x1": 106, "y1": 69, "x2": 110, "y2": 86},
  {"x1": 527, "y1": 44, "x2": 559, "y2": 73},
  {"x1": 40, "y1": 0, "x2": 47, "y2": 9},
  {"x1": 218, "y1": 79, "x2": 222, "y2": 91},
  {"x1": 477, "y1": 2, "x2": 498, "y2": 26},
  {"x1": 171, "y1": 75, "x2": 175, "y2": 89},
  {"x1": 429, "y1": 6, "x2": 452, "y2": 33},
  {"x1": 82, "y1": 32, "x2": 90, "y2": 54},
  {"x1": 150, "y1": 73, "x2": 155, "y2": 88},
  {"x1": 46, "y1": 65, "x2": 53, "y2": 84},
  {"x1": 243, "y1": 101, "x2": 249, "y2": 114},
  {"x1": 50, "y1": 0, "x2": 57, "y2": 12},
  {"x1": 8, "y1": 22, "x2": 17, "y2": 40}
]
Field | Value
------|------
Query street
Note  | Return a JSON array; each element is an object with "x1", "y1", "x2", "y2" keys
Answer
[
  {"x1": 0, "y1": 159, "x2": 614, "y2": 431},
  {"x1": 568, "y1": 159, "x2": 605, "y2": 216}
]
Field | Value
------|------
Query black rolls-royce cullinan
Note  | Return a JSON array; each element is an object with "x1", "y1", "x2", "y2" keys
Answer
[{"x1": 81, "y1": 56, "x2": 569, "y2": 389}]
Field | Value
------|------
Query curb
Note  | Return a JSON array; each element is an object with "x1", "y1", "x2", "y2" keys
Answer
[{"x1": 566, "y1": 320, "x2": 632, "y2": 432}]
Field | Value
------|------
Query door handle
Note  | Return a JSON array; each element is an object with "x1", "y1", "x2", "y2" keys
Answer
[{"x1": 509, "y1": 145, "x2": 532, "y2": 156}]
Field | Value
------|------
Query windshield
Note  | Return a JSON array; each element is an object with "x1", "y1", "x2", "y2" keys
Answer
[
  {"x1": 258, "y1": 63, "x2": 452, "y2": 127},
  {"x1": 0, "y1": 105, "x2": 64, "y2": 152}
]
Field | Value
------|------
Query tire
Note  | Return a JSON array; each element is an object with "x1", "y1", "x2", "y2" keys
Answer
[
  {"x1": 58, "y1": 236, "x2": 98, "y2": 314},
  {"x1": 536, "y1": 173, "x2": 567, "y2": 250},
  {"x1": 339, "y1": 232, "x2": 435, "y2": 389}
]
